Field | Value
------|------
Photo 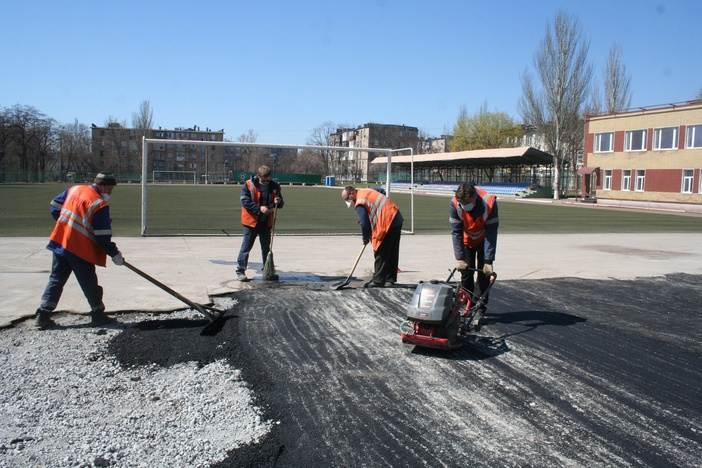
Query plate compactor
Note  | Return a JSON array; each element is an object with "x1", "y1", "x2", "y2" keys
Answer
[{"x1": 400, "y1": 268, "x2": 496, "y2": 350}]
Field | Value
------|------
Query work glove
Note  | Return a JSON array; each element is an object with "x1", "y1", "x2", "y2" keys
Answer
[
  {"x1": 363, "y1": 238, "x2": 370, "y2": 246},
  {"x1": 456, "y1": 260, "x2": 469, "y2": 272},
  {"x1": 483, "y1": 263, "x2": 493, "y2": 276},
  {"x1": 112, "y1": 252, "x2": 124, "y2": 266}
]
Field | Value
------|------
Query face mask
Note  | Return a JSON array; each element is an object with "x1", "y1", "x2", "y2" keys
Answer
[
  {"x1": 459, "y1": 202, "x2": 474, "y2": 212},
  {"x1": 345, "y1": 200, "x2": 353, "y2": 208},
  {"x1": 101, "y1": 193, "x2": 111, "y2": 202},
  {"x1": 260, "y1": 180, "x2": 269, "y2": 186}
]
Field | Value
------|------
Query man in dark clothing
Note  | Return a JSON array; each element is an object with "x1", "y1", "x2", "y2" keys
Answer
[
  {"x1": 35, "y1": 172, "x2": 124, "y2": 329},
  {"x1": 449, "y1": 182, "x2": 499, "y2": 327},
  {"x1": 236, "y1": 165, "x2": 284, "y2": 281},
  {"x1": 341, "y1": 186, "x2": 403, "y2": 288}
]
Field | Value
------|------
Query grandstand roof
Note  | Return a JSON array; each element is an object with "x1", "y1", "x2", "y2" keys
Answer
[{"x1": 372, "y1": 146, "x2": 553, "y2": 168}]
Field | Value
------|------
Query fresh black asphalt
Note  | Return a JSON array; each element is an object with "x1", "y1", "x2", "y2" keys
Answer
[{"x1": 108, "y1": 274, "x2": 702, "y2": 467}]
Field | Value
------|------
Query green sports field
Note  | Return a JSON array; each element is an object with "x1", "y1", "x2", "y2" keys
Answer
[{"x1": 2, "y1": 183, "x2": 702, "y2": 237}]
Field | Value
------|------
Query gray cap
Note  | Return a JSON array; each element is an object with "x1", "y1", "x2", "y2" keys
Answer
[{"x1": 94, "y1": 173, "x2": 117, "y2": 186}]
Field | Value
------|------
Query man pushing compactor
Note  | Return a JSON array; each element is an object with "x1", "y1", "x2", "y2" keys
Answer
[{"x1": 449, "y1": 182, "x2": 499, "y2": 328}]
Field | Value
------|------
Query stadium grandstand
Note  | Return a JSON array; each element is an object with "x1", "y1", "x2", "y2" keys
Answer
[{"x1": 372, "y1": 146, "x2": 554, "y2": 198}]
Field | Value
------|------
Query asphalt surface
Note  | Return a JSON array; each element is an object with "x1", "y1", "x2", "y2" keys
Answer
[
  {"x1": 106, "y1": 275, "x2": 702, "y2": 467},
  {"x1": 3, "y1": 233, "x2": 702, "y2": 466}
]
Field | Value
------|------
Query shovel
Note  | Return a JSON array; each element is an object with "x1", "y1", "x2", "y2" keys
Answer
[
  {"x1": 332, "y1": 243, "x2": 367, "y2": 290},
  {"x1": 123, "y1": 260, "x2": 226, "y2": 335}
]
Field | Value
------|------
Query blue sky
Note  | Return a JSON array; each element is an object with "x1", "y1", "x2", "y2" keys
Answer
[{"x1": 2, "y1": 0, "x2": 701, "y2": 145}]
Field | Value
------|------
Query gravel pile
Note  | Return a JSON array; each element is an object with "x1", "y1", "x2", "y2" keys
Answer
[{"x1": 0, "y1": 299, "x2": 273, "y2": 467}]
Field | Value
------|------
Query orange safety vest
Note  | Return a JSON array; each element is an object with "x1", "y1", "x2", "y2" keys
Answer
[
  {"x1": 453, "y1": 189, "x2": 496, "y2": 248},
  {"x1": 355, "y1": 189, "x2": 399, "y2": 251},
  {"x1": 241, "y1": 179, "x2": 278, "y2": 228},
  {"x1": 49, "y1": 185, "x2": 110, "y2": 266}
]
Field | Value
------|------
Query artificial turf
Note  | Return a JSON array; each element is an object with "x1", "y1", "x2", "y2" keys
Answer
[{"x1": 2, "y1": 183, "x2": 702, "y2": 237}]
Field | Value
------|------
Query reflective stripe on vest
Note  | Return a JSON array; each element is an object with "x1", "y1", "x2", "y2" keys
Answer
[
  {"x1": 355, "y1": 189, "x2": 398, "y2": 250},
  {"x1": 49, "y1": 185, "x2": 109, "y2": 266}
]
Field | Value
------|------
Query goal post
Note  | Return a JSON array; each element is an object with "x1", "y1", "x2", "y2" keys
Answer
[{"x1": 140, "y1": 137, "x2": 414, "y2": 236}]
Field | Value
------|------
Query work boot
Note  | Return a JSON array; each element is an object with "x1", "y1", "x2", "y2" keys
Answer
[
  {"x1": 263, "y1": 274, "x2": 279, "y2": 281},
  {"x1": 363, "y1": 280, "x2": 385, "y2": 288},
  {"x1": 90, "y1": 312, "x2": 118, "y2": 327},
  {"x1": 237, "y1": 272, "x2": 249, "y2": 282},
  {"x1": 35, "y1": 313, "x2": 57, "y2": 330}
]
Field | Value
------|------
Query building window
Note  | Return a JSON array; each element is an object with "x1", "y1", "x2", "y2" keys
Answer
[
  {"x1": 594, "y1": 132, "x2": 614, "y2": 152},
  {"x1": 653, "y1": 127, "x2": 678, "y2": 150},
  {"x1": 682, "y1": 169, "x2": 694, "y2": 194},
  {"x1": 625, "y1": 129, "x2": 647, "y2": 151},
  {"x1": 635, "y1": 170, "x2": 645, "y2": 192},
  {"x1": 621, "y1": 169, "x2": 631, "y2": 191},
  {"x1": 603, "y1": 170, "x2": 612, "y2": 190},
  {"x1": 686, "y1": 124, "x2": 702, "y2": 148}
]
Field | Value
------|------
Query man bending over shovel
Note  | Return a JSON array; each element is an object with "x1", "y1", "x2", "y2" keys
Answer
[{"x1": 341, "y1": 186, "x2": 403, "y2": 288}]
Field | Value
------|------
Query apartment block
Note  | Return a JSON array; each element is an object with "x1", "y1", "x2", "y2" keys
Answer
[{"x1": 329, "y1": 123, "x2": 419, "y2": 182}]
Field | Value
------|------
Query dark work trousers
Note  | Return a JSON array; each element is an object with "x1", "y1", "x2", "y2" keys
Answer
[
  {"x1": 372, "y1": 223, "x2": 402, "y2": 284},
  {"x1": 237, "y1": 223, "x2": 272, "y2": 274},
  {"x1": 37, "y1": 252, "x2": 105, "y2": 315},
  {"x1": 460, "y1": 243, "x2": 490, "y2": 310}
]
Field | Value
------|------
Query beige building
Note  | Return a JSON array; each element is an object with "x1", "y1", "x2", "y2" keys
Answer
[{"x1": 582, "y1": 101, "x2": 702, "y2": 207}]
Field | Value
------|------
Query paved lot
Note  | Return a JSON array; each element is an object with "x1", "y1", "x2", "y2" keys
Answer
[
  {"x1": 2, "y1": 232, "x2": 702, "y2": 327},
  {"x1": 2, "y1": 233, "x2": 701, "y2": 466}
]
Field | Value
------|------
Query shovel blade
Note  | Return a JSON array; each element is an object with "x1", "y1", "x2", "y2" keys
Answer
[{"x1": 332, "y1": 280, "x2": 350, "y2": 290}]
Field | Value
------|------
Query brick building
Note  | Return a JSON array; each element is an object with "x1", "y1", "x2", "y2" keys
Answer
[{"x1": 581, "y1": 101, "x2": 702, "y2": 208}]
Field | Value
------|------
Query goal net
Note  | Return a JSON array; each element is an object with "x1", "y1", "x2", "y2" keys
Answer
[
  {"x1": 140, "y1": 138, "x2": 414, "y2": 236},
  {"x1": 152, "y1": 170, "x2": 197, "y2": 184}
]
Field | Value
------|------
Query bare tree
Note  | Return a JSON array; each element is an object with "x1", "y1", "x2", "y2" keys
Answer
[
  {"x1": 0, "y1": 108, "x2": 9, "y2": 171},
  {"x1": 56, "y1": 119, "x2": 92, "y2": 180},
  {"x1": 604, "y1": 43, "x2": 632, "y2": 113},
  {"x1": 519, "y1": 10, "x2": 593, "y2": 199},
  {"x1": 236, "y1": 129, "x2": 261, "y2": 172},
  {"x1": 695, "y1": 87, "x2": 702, "y2": 100},
  {"x1": 291, "y1": 148, "x2": 325, "y2": 174},
  {"x1": 586, "y1": 82, "x2": 603, "y2": 115},
  {"x1": 131, "y1": 100, "x2": 154, "y2": 174},
  {"x1": 307, "y1": 121, "x2": 337, "y2": 175}
]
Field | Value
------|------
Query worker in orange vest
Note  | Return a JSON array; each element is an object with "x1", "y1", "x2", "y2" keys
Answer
[
  {"x1": 236, "y1": 165, "x2": 283, "y2": 282},
  {"x1": 450, "y1": 182, "x2": 499, "y2": 328},
  {"x1": 35, "y1": 173, "x2": 124, "y2": 329},
  {"x1": 341, "y1": 186, "x2": 403, "y2": 288}
]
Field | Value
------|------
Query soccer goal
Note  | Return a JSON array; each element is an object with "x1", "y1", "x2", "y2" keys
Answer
[
  {"x1": 152, "y1": 170, "x2": 197, "y2": 184},
  {"x1": 140, "y1": 137, "x2": 414, "y2": 236}
]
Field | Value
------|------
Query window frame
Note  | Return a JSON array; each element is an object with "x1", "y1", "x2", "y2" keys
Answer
[
  {"x1": 685, "y1": 124, "x2": 702, "y2": 149},
  {"x1": 624, "y1": 129, "x2": 647, "y2": 151},
  {"x1": 635, "y1": 169, "x2": 646, "y2": 192},
  {"x1": 681, "y1": 169, "x2": 694, "y2": 194},
  {"x1": 653, "y1": 126, "x2": 679, "y2": 150},
  {"x1": 621, "y1": 169, "x2": 631, "y2": 191},
  {"x1": 603, "y1": 169, "x2": 612, "y2": 190},
  {"x1": 594, "y1": 132, "x2": 614, "y2": 153}
]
